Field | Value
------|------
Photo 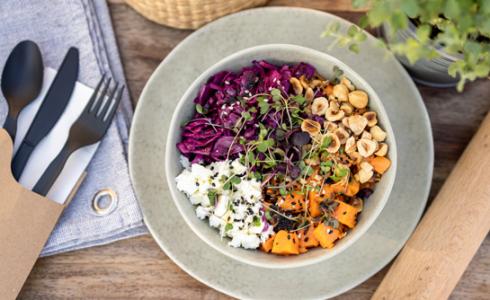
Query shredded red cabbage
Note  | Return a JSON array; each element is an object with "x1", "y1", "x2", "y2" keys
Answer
[{"x1": 177, "y1": 60, "x2": 316, "y2": 164}]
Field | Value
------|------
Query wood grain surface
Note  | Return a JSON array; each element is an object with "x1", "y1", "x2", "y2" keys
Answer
[
  {"x1": 373, "y1": 111, "x2": 490, "y2": 299},
  {"x1": 18, "y1": 1, "x2": 490, "y2": 299}
]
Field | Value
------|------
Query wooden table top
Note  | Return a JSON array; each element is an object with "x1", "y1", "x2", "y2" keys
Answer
[{"x1": 19, "y1": 1, "x2": 490, "y2": 299}]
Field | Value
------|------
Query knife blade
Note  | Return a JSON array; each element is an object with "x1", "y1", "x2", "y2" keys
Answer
[{"x1": 11, "y1": 47, "x2": 79, "y2": 181}]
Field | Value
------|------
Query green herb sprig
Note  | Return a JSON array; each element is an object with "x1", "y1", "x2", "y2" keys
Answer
[{"x1": 322, "y1": 0, "x2": 490, "y2": 91}]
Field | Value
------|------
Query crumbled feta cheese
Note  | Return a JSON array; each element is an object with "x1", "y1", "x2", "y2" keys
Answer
[
  {"x1": 175, "y1": 170, "x2": 198, "y2": 195},
  {"x1": 235, "y1": 179, "x2": 262, "y2": 202},
  {"x1": 175, "y1": 158, "x2": 273, "y2": 250},
  {"x1": 209, "y1": 215, "x2": 224, "y2": 228},
  {"x1": 231, "y1": 159, "x2": 247, "y2": 175},
  {"x1": 195, "y1": 206, "x2": 210, "y2": 219},
  {"x1": 228, "y1": 231, "x2": 261, "y2": 249}
]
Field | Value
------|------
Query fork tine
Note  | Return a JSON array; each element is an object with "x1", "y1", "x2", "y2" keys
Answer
[
  {"x1": 99, "y1": 82, "x2": 119, "y2": 119},
  {"x1": 93, "y1": 78, "x2": 112, "y2": 114},
  {"x1": 84, "y1": 75, "x2": 105, "y2": 113},
  {"x1": 103, "y1": 85, "x2": 124, "y2": 125}
]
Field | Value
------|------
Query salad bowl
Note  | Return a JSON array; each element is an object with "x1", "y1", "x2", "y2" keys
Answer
[{"x1": 165, "y1": 44, "x2": 397, "y2": 269}]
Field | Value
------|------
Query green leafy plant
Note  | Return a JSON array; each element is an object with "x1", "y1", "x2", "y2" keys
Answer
[{"x1": 322, "y1": 0, "x2": 490, "y2": 91}]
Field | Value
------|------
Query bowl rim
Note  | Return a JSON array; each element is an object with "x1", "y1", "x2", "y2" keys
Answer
[{"x1": 165, "y1": 43, "x2": 397, "y2": 269}]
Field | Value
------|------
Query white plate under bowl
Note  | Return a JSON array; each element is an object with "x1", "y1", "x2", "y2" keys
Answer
[
  {"x1": 129, "y1": 7, "x2": 433, "y2": 299},
  {"x1": 166, "y1": 44, "x2": 397, "y2": 269}
]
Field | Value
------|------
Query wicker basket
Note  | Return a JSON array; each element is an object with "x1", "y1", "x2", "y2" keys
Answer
[{"x1": 125, "y1": 0, "x2": 269, "y2": 29}]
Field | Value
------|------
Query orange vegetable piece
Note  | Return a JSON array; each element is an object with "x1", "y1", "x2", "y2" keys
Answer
[
  {"x1": 260, "y1": 235, "x2": 275, "y2": 253},
  {"x1": 271, "y1": 230, "x2": 300, "y2": 255},
  {"x1": 313, "y1": 223, "x2": 341, "y2": 249},
  {"x1": 308, "y1": 196, "x2": 322, "y2": 217},
  {"x1": 333, "y1": 201, "x2": 359, "y2": 228},
  {"x1": 308, "y1": 185, "x2": 334, "y2": 203},
  {"x1": 344, "y1": 179, "x2": 360, "y2": 197},
  {"x1": 331, "y1": 180, "x2": 347, "y2": 193},
  {"x1": 369, "y1": 156, "x2": 391, "y2": 174},
  {"x1": 301, "y1": 225, "x2": 319, "y2": 248},
  {"x1": 278, "y1": 191, "x2": 305, "y2": 213},
  {"x1": 308, "y1": 189, "x2": 321, "y2": 203},
  {"x1": 324, "y1": 84, "x2": 333, "y2": 96},
  {"x1": 297, "y1": 230, "x2": 308, "y2": 253}
]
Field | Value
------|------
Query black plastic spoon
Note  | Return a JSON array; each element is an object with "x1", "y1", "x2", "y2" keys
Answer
[{"x1": 1, "y1": 40, "x2": 44, "y2": 143}]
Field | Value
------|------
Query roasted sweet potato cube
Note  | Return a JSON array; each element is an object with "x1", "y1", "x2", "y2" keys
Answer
[
  {"x1": 271, "y1": 230, "x2": 299, "y2": 255},
  {"x1": 313, "y1": 223, "x2": 341, "y2": 249},
  {"x1": 333, "y1": 200, "x2": 359, "y2": 228},
  {"x1": 279, "y1": 191, "x2": 305, "y2": 213},
  {"x1": 260, "y1": 235, "x2": 275, "y2": 253}
]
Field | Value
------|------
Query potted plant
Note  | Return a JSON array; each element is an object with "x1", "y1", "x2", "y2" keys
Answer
[{"x1": 323, "y1": 0, "x2": 490, "y2": 91}]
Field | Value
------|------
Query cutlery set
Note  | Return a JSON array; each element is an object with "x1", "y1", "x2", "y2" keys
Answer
[
  {"x1": 1, "y1": 40, "x2": 123, "y2": 196},
  {"x1": 0, "y1": 40, "x2": 125, "y2": 299}
]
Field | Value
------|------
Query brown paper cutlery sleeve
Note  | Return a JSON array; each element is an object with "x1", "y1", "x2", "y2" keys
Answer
[{"x1": 0, "y1": 128, "x2": 64, "y2": 299}]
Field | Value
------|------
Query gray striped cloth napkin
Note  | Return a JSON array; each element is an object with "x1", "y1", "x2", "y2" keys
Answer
[{"x1": 0, "y1": 0, "x2": 147, "y2": 256}]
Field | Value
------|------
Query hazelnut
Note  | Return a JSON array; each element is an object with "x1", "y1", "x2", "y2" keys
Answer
[
  {"x1": 334, "y1": 127, "x2": 349, "y2": 144},
  {"x1": 299, "y1": 75, "x2": 309, "y2": 89},
  {"x1": 290, "y1": 77, "x2": 303, "y2": 95},
  {"x1": 333, "y1": 84, "x2": 349, "y2": 102},
  {"x1": 304, "y1": 106, "x2": 312, "y2": 115},
  {"x1": 342, "y1": 117, "x2": 350, "y2": 128},
  {"x1": 301, "y1": 119, "x2": 321, "y2": 136},
  {"x1": 360, "y1": 161, "x2": 373, "y2": 172},
  {"x1": 357, "y1": 168, "x2": 373, "y2": 183},
  {"x1": 375, "y1": 143, "x2": 388, "y2": 156},
  {"x1": 348, "y1": 90, "x2": 368, "y2": 109},
  {"x1": 345, "y1": 136, "x2": 357, "y2": 153},
  {"x1": 305, "y1": 87, "x2": 315, "y2": 102},
  {"x1": 370, "y1": 125, "x2": 387, "y2": 142},
  {"x1": 348, "y1": 115, "x2": 368, "y2": 135},
  {"x1": 361, "y1": 131, "x2": 372, "y2": 140},
  {"x1": 325, "y1": 133, "x2": 341, "y2": 153},
  {"x1": 324, "y1": 121, "x2": 338, "y2": 132},
  {"x1": 357, "y1": 138, "x2": 377, "y2": 157},
  {"x1": 310, "y1": 79, "x2": 323, "y2": 89},
  {"x1": 349, "y1": 151, "x2": 362, "y2": 164},
  {"x1": 364, "y1": 111, "x2": 378, "y2": 127},
  {"x1": 340, "y1": 76, "x2": 355, "y2": 91},
  {"x1": 340, "y1": 102, "x2": 354, "y2": 115},
  {"x1": 325, "y1": 107, "x2": 345, "y2": 122},
  {"x1": 311, "y1": 97, "x2": 329, "y2": 115}
]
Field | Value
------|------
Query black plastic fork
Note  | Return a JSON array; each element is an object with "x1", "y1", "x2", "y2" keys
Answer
[{"x1": 32, "y1": 76, "x2": 124, "y2": 196}]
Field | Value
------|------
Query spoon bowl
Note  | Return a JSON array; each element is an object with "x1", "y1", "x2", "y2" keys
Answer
[{"x1": 1, "y1": 40, "x2": 44, "y2": 141}]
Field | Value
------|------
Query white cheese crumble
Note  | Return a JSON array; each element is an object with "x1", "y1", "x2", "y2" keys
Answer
[{"x1": 175, "y1": 158, "x2": 273, "y2": 249}]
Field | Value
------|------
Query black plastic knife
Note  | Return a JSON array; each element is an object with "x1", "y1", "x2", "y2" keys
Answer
[{"x1": 11, "y1": 47, "x2": 79, "y2": 180}]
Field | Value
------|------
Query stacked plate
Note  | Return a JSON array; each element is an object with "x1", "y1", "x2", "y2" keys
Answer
[{"x1": 129, "y1": 7, "x2": 433, "y2": 299}]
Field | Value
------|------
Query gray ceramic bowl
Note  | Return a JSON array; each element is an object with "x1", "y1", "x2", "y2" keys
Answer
[{"x1": 166, "y1": 44, "x2": 397, "y2": 269}]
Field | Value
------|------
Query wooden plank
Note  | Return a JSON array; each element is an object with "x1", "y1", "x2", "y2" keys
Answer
[{"x1": 374, "y1": 112, "x2": 490, "y2": 299}]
